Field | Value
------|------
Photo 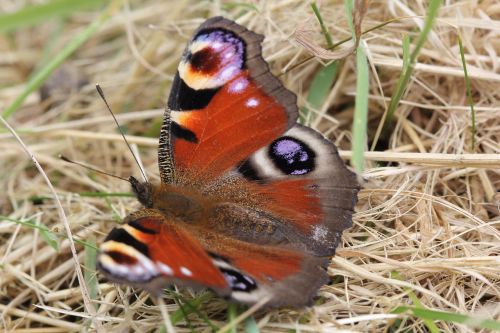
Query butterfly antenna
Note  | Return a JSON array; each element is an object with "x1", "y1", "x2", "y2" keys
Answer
[
  {"x1": 95, "y1": 84, "x2": 148, "y2": 182},
  {"x1": 60, "y1": 155, "x2": 129, "y2": 182}
]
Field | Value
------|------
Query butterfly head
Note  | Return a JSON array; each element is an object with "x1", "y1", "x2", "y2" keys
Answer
[{"x1": 129, "y1": 176, "x2": 153, "y2": 208}]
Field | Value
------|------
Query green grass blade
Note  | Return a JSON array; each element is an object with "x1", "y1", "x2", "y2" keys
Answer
[
  {"x1": 2, "y1": 215, "x2": 60, "y2": 250},
  {"x1": 370, "y1": 34, "x2": 410, "y2": 150},
  {"x1": 343, "y1": 0, "x2": 355, "y2": 39},
  {"x1": 307, "y1": 63, "x2": 339, "y2": 106},
  {"x1": 391, "y1": 272, "x2": 440, "y2": 333},
  {"x1": 169, "y1": 292, "x2": 217, "y2": 330},
  {"x1": 311, "y1": 2, "x2": 333, "y2": 47},
  {"x1": 38, "y1": 221, "x2": 60, "y2": 251},
  {"x1": 300, "y1": 62, "x2": 338, "y2": 124},
  {"x1": 227, "y1": 303, "x2": 238, "y2": 333},
  {"x1": 174, "y1": 293, "x2": 218, "y2": 332},
  {"x1": 342, "y1": 0, "x2": 369, "y2": 172},
  {"x1": 84, "y1": 236, "x2": 99, "y2": 300},
  {"x1": 2, "y1": 2, "x2": 117, "y2": 119},
  {"x1": 409, "y1": 1, "x2": 442, "y2": 64},
  {"x1": 394, "y1": 306, "x2": 500, "y2": 330},
  {"x1": 351, "y1": 43, "x2": 369, "y2": 172},
  {"x1": 383, "y1": 0, "x2": 442, "y2": 131},
  {"x1": 383, "y1": 35, "x2": 411, "y2": 132},
  {"x1": 244, "y1": 316, "x2": 260, "y2": 333},
  {"x1": 300, "y1": 2, "x2": 338, "y2": 124},
  {"x1": 457, "y1": 35, "x2": 476, "y2": 151},
  {"x1": 0, "y1": 215, "x2": 98, "y2": 250},
  {"x1": 171, "y1": 296, "x2": 196, "y2": 333},
  {"x1": 402, "y1": 35, "x2": 410, "y2": 69},
  {"x1": 0, "y1": 0, "x2": 107, "y2": 33}
]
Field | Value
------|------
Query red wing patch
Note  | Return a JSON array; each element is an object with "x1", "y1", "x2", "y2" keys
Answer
[
  {"x1": 200, "y1": 232, "x2": 329, "y2": 307},
  {"x1": 224, "y1": 241, "x2": 301, "y2": 282},
  {"x1": 98, "y1": 214, "x2": 228, "y2": 293},
  {"x1": 171, "y1": 71, "x2": 288, "y2": 178},
  {"x1": 255, "y1": 179, "x2": 323, "y2": 233},
  {"x1": 159, "y1": 17, "x2": 298, "y2": 183}
]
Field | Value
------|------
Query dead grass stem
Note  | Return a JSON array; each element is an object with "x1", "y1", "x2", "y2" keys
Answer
[{"x1": 1, "y1": 0, "x2": 499, "y2": 332}]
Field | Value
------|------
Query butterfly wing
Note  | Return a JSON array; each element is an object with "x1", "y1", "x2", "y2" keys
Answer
[
  {"x1": 99, "y1": 17, "x2": 359, "y2": 307},
  {"x1": 158, "y1": 16, "x2": 297, "y2": 183},
  {"x1": 97, "y1": 210, "x2": 230, "y2": 295},
  {"x1": 158, "y1": 17, "x2": 358, "y2": 253},
  {"x1": 201, "y1": 230, "x2": 329, "y2": 308},
  {"x1": 235, "y1": 124, "x2": 360, "y2": 256},
  {"x1": 97, "y1": 209, "x2": 327, "y2": 307}
]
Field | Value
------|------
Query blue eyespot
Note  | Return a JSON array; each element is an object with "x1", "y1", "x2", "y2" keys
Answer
[{"x1": 269, "y1": 136, "x2": 315, "y2": 175}]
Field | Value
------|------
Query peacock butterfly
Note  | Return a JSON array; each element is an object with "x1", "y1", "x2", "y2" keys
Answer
[{"x1": 96, "y1": 16, "x2": 359, "y2": 308}]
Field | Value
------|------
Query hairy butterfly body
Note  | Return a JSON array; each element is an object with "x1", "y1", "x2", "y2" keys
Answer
[{"x1": 97, "y1": 17, "x2": 359, "y2": 308}]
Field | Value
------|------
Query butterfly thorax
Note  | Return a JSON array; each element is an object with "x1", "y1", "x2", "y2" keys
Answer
[
  {"x1": 151, "y1": 183, "x2": 211, "y2": 223},
  {"x1": 130, "y1": 177, "x2": 210, "y2": 223}
]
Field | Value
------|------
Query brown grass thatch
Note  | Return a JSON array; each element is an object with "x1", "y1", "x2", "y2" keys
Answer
[{"x1": 1, "y1": 0, "x2": 499, "y2": 332}]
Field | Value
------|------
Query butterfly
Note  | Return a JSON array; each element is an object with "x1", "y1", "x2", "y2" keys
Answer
[{"x1": 96, "y1": 16, "x2": 359, "y2": 308}]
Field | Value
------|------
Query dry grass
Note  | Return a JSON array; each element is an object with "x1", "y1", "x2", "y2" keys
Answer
[{"x1": 1, "y1": 0, "x2": 499, "y2": 332}]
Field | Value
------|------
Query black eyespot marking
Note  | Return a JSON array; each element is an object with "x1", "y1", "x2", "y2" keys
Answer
[
  {"x1": 129, "y1": 221, "x2": 158, "y2": 235},
  {"x1": 221, "y1": 268, "x2": 257, "y2": 292},
  {"x1": 237, "y1": 159, "x2": 262, "y2": 181},
  {"x1": 208, "y1": 252, "x2": 231, "y2": 263},
  {"x1": 187, "y1": 48, "x2": 221, "y2": 75},
  {"x1": 168, "y1": 72, "x2": 219, "y2": 110},
  {"x1": 193, "y1": 28, "x2": 246, "y2": 70},
  {"x1": 172, "y1": 121, "x2": 198, "y2": 143},
  {"x1": 106, "y1": 250, "x2": 138, "y2": 264},
  {"x1": 104, "y1": 228, "x2": 149, "y2": 257},
  {"x1": 268, "y1": 136, "x2": 316, "y2": 175},
  {"x1": 209, "y1": 252, "x2": 257, "y2": 292}
]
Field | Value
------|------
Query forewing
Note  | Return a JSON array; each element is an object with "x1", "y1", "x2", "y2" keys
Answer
[
  {"x1": 97, "y1": 209, "x2": 229, "y2": 295},
  {"x1": 158, "y1": 17, "x2": 298, "y2": 183}
]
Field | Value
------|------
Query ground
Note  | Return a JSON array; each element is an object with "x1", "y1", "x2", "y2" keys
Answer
[{"x1": 0, "y1": 0, "x2": 499, "y2": 332}]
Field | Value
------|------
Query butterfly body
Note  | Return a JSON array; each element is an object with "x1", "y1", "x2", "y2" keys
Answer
[
  {"x1": 130, "y1": 175, "x2": 306, "y2": 248},
  {"x1": 97, "y1": 17, "x2": 359, "y2": 308}
]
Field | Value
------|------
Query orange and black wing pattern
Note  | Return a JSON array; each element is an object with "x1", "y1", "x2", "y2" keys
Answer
[
  {"x1": 97, "y1": 209, "x2": 328, "y2": 307},
  {"x1": 158, "y1": 17, "x2": 297, "y2": 182},
  {"x1": 97, "y1": 210, "x2": 230, "y2": 295},
  {"x1": 236, "y1": 124, "x2": 360, "y2": 256},
  {"x1": 97, "y1": 17, "x2": 359, "y2": 309}
]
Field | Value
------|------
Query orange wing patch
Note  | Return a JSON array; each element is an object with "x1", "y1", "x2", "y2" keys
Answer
[
  {"x1": 171, "y1": 71, "x2": 288, "y2": 178},
  {"x1": 98, "y1": 215, "x2": 228, "y2": 292},
  {"x1": 256, "y1": 179, "x2": 324, "y2": 232}
]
